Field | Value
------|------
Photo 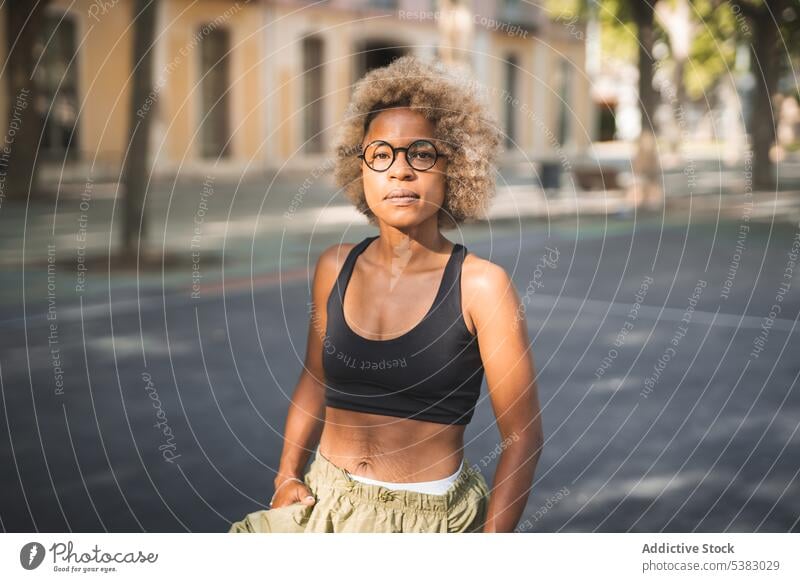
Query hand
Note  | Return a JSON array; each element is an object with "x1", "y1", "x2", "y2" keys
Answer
[{"x1": 270, "y1": 476, "x2": 316, "y2": 509}]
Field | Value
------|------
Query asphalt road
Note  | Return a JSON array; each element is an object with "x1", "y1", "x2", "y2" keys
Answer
[{"x1": 1, "y1": 213, "x2": 799, "y2": 532}]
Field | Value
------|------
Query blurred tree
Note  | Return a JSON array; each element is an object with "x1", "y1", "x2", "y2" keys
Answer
[
  {"x1": 629, "y1": 0, "x2": 664, "y2": 209},
  {"x1": 123, "y1": 0, "x2": 158, "y2": 258},
  {"x1": 709, "y1": 0, "x2": 800, "y2": 189},
  {"x1": 656, "y1": 0, "x2": 694, "y2": 154},
  {"x1": 546, "y1": 0, "x2": 664, "y2": 208},
  {"x1": 595, "y1": 0, "x2": 639, "y2": 62},
  {"x1": 548, "y1": 0, "x2": 800, "y2": 199},
  {"x1": 684, "y1": 0, "x2": 739, "y2": 102},
  {"x1": 3, "y1": 0, "x2": 52, "y2": 201}
]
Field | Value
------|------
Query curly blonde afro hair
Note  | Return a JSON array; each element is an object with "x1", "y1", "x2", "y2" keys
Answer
[{"x1": 332, "y1": 55, "x2": 502, "y2": 230}]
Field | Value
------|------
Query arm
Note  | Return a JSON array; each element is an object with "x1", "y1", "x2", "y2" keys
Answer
[
  {"x1": 467, "y1": 261, "x2": 544, "y2": 533},
  {"x1": 273, "y1": 245, "x2": 344, "y2": 492},
  {"x1": 273, "y1": 372, "x2": 326, "y2": 489}
]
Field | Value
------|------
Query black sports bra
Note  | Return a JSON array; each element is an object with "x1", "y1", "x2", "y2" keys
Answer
[{"x1": 322, "y1": 235, "x2": 484, "y2": 425}]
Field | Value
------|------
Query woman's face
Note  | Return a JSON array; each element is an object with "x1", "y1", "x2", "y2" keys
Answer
[{"x1": 360, "y1": 107, "x2": 448, "y2": 229}]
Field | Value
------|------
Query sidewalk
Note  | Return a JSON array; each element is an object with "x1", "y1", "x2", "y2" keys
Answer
[{"x1": 2, "y1": 160, "x2": 799, "y2": 310}]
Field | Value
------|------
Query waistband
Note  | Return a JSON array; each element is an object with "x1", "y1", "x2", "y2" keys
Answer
[
  {"x1": 311, "y1": 447, "x2": 480, "y2": 513},
  {"x1": 348, "y1": 462, "x2": 462, "y2": 492}
]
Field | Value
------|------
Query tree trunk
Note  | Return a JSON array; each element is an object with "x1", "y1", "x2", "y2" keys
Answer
[
  {"x1": 670, "y1": 58, "x2": 687, "y2": 154},
  {"x1": 3, "y1": 1, "x2": 51, "y2": 202},
  {"x1": 656, "y1": 0, "x2": 692, "y2": 155},
  {"x1": 750, "y1": 6, "x2": 780, "y2": 190},
  {"x1": 123, "y1": 0, "x2": 158, "y2": 257},
  {"x1": 630, "y1": 0, "x2": 663, "y2": 209}
]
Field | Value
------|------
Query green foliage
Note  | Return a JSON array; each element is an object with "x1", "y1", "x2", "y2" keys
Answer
[
  {"x1": 543, "y1": 0, "x2": 638, "y2": 61},
  {"x1": 684, "y1": 0, "x2": 739, "y2": 100},
  {"x1": 543, "y1": 0, "x2": 587, "y2": 19},
  {"x1": 597, "y1": 0, "x2": 638, "y2": 62},
  {"x1": 544, "y1": 0, "x2": 799, "y2": 100},
  {"x1": 777, "y1": 2, "x2": 800, "y2": 58}
]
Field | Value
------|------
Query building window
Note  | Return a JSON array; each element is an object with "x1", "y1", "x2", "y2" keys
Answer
[
  {"x1": 33, "y1": 12, "x2": 80, "y2": 161},
  {"x1": 302, "y1": 35, "x2": 325, "y2": 154},
  {"x1": 369, "y1": 0, "x2": 397, "y2": 9},
  {"x1": 503, "y1": 0, "x2": 521, "y2": 22},
  {"x1": 504, "y1": 54, "x2": 518, "y2": 148},
  {"x1": 353, "y1": 40, "x2": 407, "y2": 83},
  {"x1": 198, "y1": 26, "x2": 231, "y2": 159},
  {"x1": 556, "y1": 57, "x2": 572, "y2": 147},
  {"x1": 597, "y1": 100, "x2": 617, "y2": 142}
]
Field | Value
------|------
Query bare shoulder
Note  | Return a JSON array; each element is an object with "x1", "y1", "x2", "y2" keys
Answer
[
  {"x1": 314, "y1": 242, "x2": 358, "y2": 295},
  {"x1": 317, "y1": 242, "x2": 357, "y2": 275},
  {"x1": 461, "y1": 251, "x2": 518, "y2": 333},
  {"x1": 462, "y1": 251, "x2": 515, "y2": 298},
  {"x1": 303, "y1": 241, "x2": 359, "y2": 375}
]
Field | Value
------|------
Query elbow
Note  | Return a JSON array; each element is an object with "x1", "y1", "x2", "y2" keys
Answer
[{"x1": 517, "y1": 423, "x2": 544, "y2": 462}]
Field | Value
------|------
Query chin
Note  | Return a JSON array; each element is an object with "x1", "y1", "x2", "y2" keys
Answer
[
  {"x1": 373, "y1": 208, "x2": 441, "y2": 229},
  {"x1": 375, "y1": 216, "x2": 422, "y2": 230}
]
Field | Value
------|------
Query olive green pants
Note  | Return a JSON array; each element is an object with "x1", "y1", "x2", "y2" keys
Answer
[{"x1": 228, "y1": 448, "x2": 490, "y2": 533}]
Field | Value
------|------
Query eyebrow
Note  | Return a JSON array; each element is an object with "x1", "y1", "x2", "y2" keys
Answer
[{"x1": 364, "y1": 138, "x2": 438, "y2": 145}]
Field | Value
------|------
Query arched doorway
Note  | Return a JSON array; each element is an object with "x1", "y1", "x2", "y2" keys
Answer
[
  {"x1": 352, "y1": 40, "x2": 408, "y2": 83},
  {"x1": 33, "y1": 10, "x2": 80, "y2": 161}
]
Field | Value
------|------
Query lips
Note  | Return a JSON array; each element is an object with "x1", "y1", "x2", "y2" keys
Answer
[{"x1": 384, "y1": 189, "x2": 420, "y2": 200}]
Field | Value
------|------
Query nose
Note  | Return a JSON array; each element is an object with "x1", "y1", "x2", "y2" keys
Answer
[{"x1": 388, "y1": 150, "x2": 415, "y2": 180}]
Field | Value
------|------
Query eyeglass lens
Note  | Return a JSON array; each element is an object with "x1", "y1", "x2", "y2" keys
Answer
[{"x1": 363, "y1": 140, "x2": 438, "y2": 171}]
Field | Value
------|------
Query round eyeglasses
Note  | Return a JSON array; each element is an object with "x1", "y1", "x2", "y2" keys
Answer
[{"x1": 356, "y1": 139, "x2": 445, "y2": 172}]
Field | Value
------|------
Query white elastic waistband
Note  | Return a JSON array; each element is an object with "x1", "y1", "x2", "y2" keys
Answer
[{"x1": 347, "y1": 463, "x2": 464, "y2": 496}]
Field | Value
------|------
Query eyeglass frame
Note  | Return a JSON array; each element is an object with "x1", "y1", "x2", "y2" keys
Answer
[{"x1": 355, "y1": 139, "x2": 448, "y2": 172}]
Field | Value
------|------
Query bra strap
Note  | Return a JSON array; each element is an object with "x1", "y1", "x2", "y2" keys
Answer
[
  {"x1": 330, "y1": 235, "x2": 377, "y2": 308},
  {"x1": 430, "y1": 243, "x2": 468, "y2": 324}
]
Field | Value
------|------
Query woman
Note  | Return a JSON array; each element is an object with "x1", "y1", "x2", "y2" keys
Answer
[{"x1": 229, "y1": 56, "x2": 543, "y2": 533}]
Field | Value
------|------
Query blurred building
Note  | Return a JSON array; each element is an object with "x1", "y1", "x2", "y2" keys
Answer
[{"x1": 0, "y1": 0, "x2": 593, "y2": 179}]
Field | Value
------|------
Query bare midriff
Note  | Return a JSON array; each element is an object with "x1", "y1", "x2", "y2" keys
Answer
[{"x1": 318, "y1": 407, "x2": 466, "y2": 482}]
